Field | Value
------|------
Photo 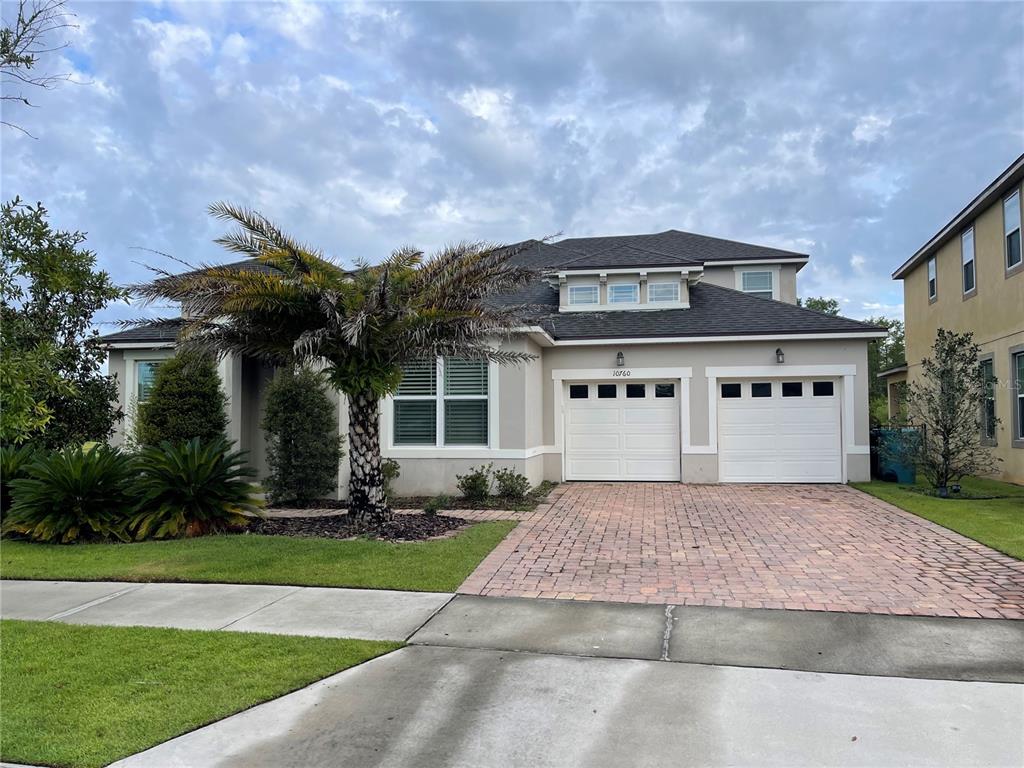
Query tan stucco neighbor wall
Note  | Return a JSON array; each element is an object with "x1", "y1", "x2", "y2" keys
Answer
[{"x1": 901, "y1": 179, "x2": 1024, "y2": 484}]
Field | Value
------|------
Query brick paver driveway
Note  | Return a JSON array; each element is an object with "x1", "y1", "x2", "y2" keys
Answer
[{"x1": 459, "y1": 483, "x2": 1024, "y2": 619}]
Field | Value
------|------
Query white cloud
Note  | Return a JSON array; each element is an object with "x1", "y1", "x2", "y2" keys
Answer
[
  {"x1": 134, "y1": 19, "x2": 212, "y2": 72},
  {"x1": 852, "y1": 114, "x2": 892, "y2": 143}
]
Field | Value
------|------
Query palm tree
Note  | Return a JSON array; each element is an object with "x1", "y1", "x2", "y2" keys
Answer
[{"x1": 135, "y1": 202, "x2": 537, "y2": 523}]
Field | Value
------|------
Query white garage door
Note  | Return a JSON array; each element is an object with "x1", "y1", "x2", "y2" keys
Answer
[
  {"x1": 564, "y1": 381, "x2": 680, "y2": 481},
  {"x1": 718, "y1": 378, "x2": 842, "y2": 483}
]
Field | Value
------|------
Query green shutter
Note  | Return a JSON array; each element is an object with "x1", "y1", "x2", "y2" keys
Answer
[
  {"x1": 444, "y1": 400, "x2": 488, "y2": 445},
  {"x1": 393, "y1": 401, "x2": 436, "y2": 445},
  {"x1": 397, "y1": 359, "x2": 436, "y2": 396},
  {"x1": 444, "y1": 358, "x2": 488, "y2": 395}
]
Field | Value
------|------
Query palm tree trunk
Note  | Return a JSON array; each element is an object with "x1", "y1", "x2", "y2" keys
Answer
[{"x1": 347, "y1": 389, "x2": 391, "y2": 524}]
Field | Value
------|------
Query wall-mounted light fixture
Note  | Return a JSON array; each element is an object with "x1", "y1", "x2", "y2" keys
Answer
[
  {"x1": 775, "y1": 348, "x2": 785, "y2": 364},
  {"x1": 616, "y1": 351, "x2": 625, "y2": 367}
]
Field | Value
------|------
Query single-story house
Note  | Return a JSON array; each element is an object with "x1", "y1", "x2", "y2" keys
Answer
[{"x1": 101, "y1": 230, "x2": 886, "y2": 495}]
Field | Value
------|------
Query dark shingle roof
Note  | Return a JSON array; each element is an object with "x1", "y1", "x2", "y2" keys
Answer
[
  {"x1": 100, "y1": 318, "x2": 183, "y2": 345},
  {"x1": 554, "y1": 230, "x2": 807, "y2": 265},
  {"x1": 542, "y1": 283, "x2": 882, "y2": 340}
]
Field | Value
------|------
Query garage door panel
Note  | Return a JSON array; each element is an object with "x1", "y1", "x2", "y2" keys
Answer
[
  {"x1": 567, "y1": 432, "x2": 621, "y2": 451},
  {"x1": 624, "y1": 432, "x2": 675, "y2": 451},
  {"x1": 718, "y1": 378, "x2": 841, "y2": 484},
  {"x1": 569, "y1": 408, "x2": 620, "y2": 425},
  {"x1": 565, "y1": 381, "x2": 679, "y2": 482}
]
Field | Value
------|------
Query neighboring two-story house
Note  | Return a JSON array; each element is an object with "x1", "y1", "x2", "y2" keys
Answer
[
  {"x1": 101, "y1": 230, "x2": 885, "y2": 495},
  {"x1": 882, "y1": 154, "x2": 1024, "y2": 484}
]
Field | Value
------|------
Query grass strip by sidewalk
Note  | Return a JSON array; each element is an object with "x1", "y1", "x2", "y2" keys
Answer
[
  {"x1": 853, "y1": 477, "x2": 1024, "y2": 561},
  {"x1": 0, "y1": 521, "x2": 516, "y2": 592},
  {"x1": 0, "y1": 619, "x2": 401, "y2": 768}
]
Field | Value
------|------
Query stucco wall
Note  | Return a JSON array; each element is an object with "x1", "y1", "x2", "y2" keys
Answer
[
  {"x1": 901, "y1": 180, "x2": 1024, "y2": 483},
  {"x1": 107, "y1": 350, "x2": 127, "y2": 446}
]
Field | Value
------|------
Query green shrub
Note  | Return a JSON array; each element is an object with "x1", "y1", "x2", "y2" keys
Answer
[
  {"x1": 382, "y1": 458, "x2": 401, "y2": 501},
  {"x1": 135, "y1": 351, "x2": 227, "y2": 447},
  {"x1": 130, "y1": 438, "x2": 264, "y2": 540},
  {"x1": 422, "y1": 494, "x2": 450, "y2": 517},
  {"x1": 493, "y1": 467, "x2": 530, "y2": 500},
  {"x1": 456, "y1": 463, "x2": 492, "y2": 503},
  {"x1": 1, "y1": 443, "x2": 38, "y2": 518},
  {"x1": 261, "y1": 367, "x2": 344, "y2": 505},
  {"x1": 3, "y1": 445, "x2": 135, "y2": 543}
]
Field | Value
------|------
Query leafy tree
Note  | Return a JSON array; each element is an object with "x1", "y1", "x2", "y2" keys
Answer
[
  {"x1": 135, "y1": 202, "x2": 536, "y2": 523},
  {"x1": 135, "y1": 351, "x2": 228, "y2": 447},
  {"x1": 864, "y1": 315, "x2": 905, "y2": 425},
  {"x1": 1, "y1": 0, "x2": 75, "y2": 136},
  {"x1": 797, "y1": 296, "x2": 841, "y2": 315},
  {"x1": 261, "y1": 366, "x2": 344, "y2": 505},
  {"x1": 895, "y1": 329, "x2": 999, "y2": 493},
  {"x1": 0, "y1": 198, "x2": 126, "y2": 447}
]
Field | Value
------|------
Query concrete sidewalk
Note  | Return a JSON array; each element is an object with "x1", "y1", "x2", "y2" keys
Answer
[
  {"x1": 0, "y1": 580, "x2": 452, "y2": 641},
  {"x1": 109, "y1": 645, "x2": 1024, "y2": 768}
]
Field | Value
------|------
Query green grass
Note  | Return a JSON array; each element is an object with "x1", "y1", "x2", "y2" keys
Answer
[
  {"x1": 0, "y1": 521, "x2": 516, "y2": 591},
  {"x1": 853, "y1": 477, "x2": 1024, "y2": 560},
  {"x1": 0, "y1": 619, "x2": 400, "y2": 768}
]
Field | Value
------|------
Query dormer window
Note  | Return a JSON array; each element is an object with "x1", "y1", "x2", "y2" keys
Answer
[
  {"x1": 741, "y1": 270, "x2": 774, "y2": 299},
  {"x1": 648, "y1": 282, "x2": 680, "y2": 303},
  {"x1": 568, "y1": 284, "x2": 599, "y2": 305},
  {"x1": 608, "y1": 283, "x2": 639, "y2": 304}
]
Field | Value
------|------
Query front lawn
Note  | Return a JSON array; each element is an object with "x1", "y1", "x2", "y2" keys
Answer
[
  {"x1": 853, "y1": 477, "x2": 1024, "y2": 560},
  {"x1": 0, "y1": 619, "x2": 400, "y2": 768},
  {"x1": 0, "y1": 520, "x2": 516, "y2": 591}
]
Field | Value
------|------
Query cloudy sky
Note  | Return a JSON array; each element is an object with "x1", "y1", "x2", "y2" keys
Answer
[{"x1": 2, "y1": 1, "x2": 1022, "y2": 330}]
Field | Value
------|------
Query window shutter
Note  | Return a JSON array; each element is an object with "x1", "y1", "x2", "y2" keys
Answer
[
  {"x1": 444, "y1": 358, "x2": 488, "y2": 395},
  {"x1": 393, "y1": 401, "x2": 436, "y2": 445},
  {"x1": 444, "y1": 400, "x2": 488, "y2": 445},
  {"x1": 397, "y1": 359, "x2": 436, "y2": 396}
]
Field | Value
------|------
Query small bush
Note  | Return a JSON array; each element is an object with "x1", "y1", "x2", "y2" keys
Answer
[
  {"x1": 3, "y1": 445, "x2": 135, "y2": 543},
  {"x1": 382, "y1": 458, "x2": 401, "y2": 501},
  {"x1": 493, "y1": 467, "x2": 530, "y2": 500},
  {"x1": 456, "y1": 463, "x2": 492, "y2": 503},
  {"x1": 135, "y1": 351, "x2": 227, "y2": 447},
  {"x1": 130, "y1": 438, "x2": 264, "y2": 540},
  {"x1": 1, "y1": 443, "x2": 38, "y2": 518},
  {"x1": 422, "y1": 494, "x2": 450, "y2": 517},
  {"x1": 262, "y1": 367, "x2": 344, "y2": 505}
]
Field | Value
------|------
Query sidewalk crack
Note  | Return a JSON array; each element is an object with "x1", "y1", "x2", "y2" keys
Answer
[{"x1": 660, "y1": 604, "x2": 676, "y2": 661}]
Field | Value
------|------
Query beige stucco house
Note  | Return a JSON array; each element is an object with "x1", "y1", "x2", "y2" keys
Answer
[
  {"x1": 882, "y1": 153, "x2": 1024, "y2": 484},
  {"x1": 103, "y1": 230, "x2": 885, "y2": 496}
]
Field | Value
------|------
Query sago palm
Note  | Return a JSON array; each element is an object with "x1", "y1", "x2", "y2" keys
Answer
[{"x1": 134, "y1": 203, "x2": 537, "y2": 522}]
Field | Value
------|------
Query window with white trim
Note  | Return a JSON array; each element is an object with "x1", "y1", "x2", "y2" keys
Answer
[
  {"x1": 1005, "y1": 190, "x2": 1022, "y2": 270},
  {"x1": 961, "y1": 227, "x2": 976, "y2": 294},
  {"x1": 741, "y1": 271, "x2": 773, "y2": 299},
  {"x1": 648, "y1": 282, "x2": 680, "y2": 303},
  {"x1": 136, "y1": 361, "x2": 162, "y2": 402},
  {"x1": 927, "y1": 256, "x2": 937, "y2": 300},
  {"x1": 608, "y1": 283, "x2": 639, "y2": 304},
  {"x1": 568, "y1": 285, "x2": 599, "y2": 305},
  {"x1": 393, "y1": 358, "x2": 489, "y2": 446}
]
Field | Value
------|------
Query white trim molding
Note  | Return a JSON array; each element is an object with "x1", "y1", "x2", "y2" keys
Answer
[
  {"x1": 105, "y1": 341, "x2": 176, "y2": 350},
  {"x1": 705, "y1": 364, "x2": 857, "y2": 378},
  {"x1": 549, "y1": 332, "x2": 887, "y2": 346}
]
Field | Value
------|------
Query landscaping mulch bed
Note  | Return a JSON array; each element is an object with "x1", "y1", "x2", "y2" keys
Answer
[{"x1": 247, "y1": 512, "x2": 470, "y2": 542}]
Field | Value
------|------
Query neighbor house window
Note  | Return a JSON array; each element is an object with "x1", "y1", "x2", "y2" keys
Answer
[
  {"x1": 927, "y1": 257, "x2": 937, "y2": 300},
  {"x1": 608, "y1": 283, "x2": 639, "y2": 304},
  {"x1": 1005, "y1": 190, "x2": 1022, "y2": 270},
  {"x1": 1015, "y1": 351, "x2": 1024, "y2": 442},
  {"x1": 393, "y1": 357, "x2": 489, "y2": 446},
  {"x1": 568, "y1": 285, "x2": 599, "y2": 305},
  {"x1": 741, "y1": 271, "x2": 773, "y2": 299},
  {"x1": 961, "y1": 227, "x2": 976, "y2": 294},
  {"x1": 648, "y1": 282, "x2": 680, "y2": 303},
  {"x1": 981, "y1": 359, "x2": 996, "y2": 443},
  {"x1": 136, "y1": 361, "x2": 162, "y2": 402}
]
